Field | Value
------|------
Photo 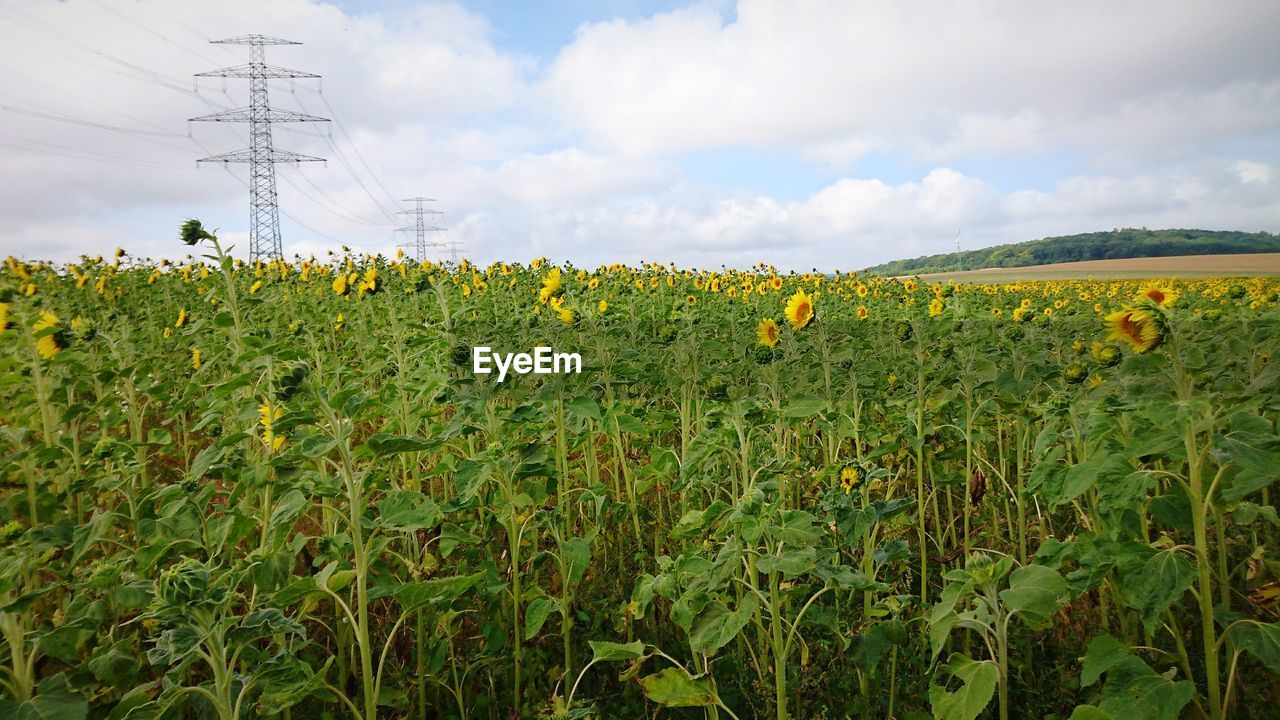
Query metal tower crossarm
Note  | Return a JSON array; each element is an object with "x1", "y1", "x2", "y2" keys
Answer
[{"x1": 195, "y1": 64, "x2": 320, "y2": 80}]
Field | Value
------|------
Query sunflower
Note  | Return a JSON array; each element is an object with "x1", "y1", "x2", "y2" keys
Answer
[
  {"x1": 857, "y1": 306, "x2": 869, "y2": 320},
  {"x1": 784, "y1": 289, "x2": 814, "y2": 329},
  {"x1": 757, "y1": 318, "x2": 780, "y2": 348},
  {"x1": 929, "y1": 298, "x2": 944, "y2": 317},
  {"x1": 33, "y1": 311, "x2": 63, "y2": 359},
  {"x1": 686, "y1": 294, "x2": 697, "y2": 305},
  {"x1": 540, "y1": 267, "x2": 563, "y2": 303},
  {"x1": 598, "y1": 299, "x2": 608, "y2": 313},
  {"x1": 191, "y1": 348, "x2": 202, "y2": 370},
  {"x1": 840, "y1": 466, "x2": 859, "y2": 494},
  {"x1": 1135, "y1": 283, "x2": 1177, "y2": 307},
  {"x1": 258, "y1": 400, "x2": 286, "y2": 453},
  {"x1": 0, "y1": 302, "x2": 9, "y2": 332},
  {"x1": 175, "y1": 309, "x2": 187, "y2": 328},
  {"x1": 557, "y1": 304, "x2": 575, "y2": 325},
  {"x1": 1104, "y1": 307, "x2": 1162, "y2": 353},
  {"x1": 250, "y1": 280, "x2": 263, "y2": 295},
  {"x1": 332, "y1": 274, "x2": 350, "y2": 297}
]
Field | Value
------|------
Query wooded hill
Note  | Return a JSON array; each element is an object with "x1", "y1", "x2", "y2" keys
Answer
[{"x1": 863, "y1": 229, "x2": 1280, "y2": 276}]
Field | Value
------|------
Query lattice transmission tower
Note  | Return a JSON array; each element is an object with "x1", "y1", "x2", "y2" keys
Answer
[
  {"x1": 190, "y1": 35, "x2": 328, "y2": 262},
  {"x1": 395, "y1": 197, "x2": 448, "y2": 262}
]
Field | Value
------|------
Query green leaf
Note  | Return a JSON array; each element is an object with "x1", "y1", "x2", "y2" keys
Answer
[
  {"x1": 365, "y1": 433, "x2": 435, "y2": 456},
  {"x1": 1230, "y1": 621, "x2": 1280, "y2": 675},
  {"x1": 267, "y1": 489, "x2": 308, "y2": 545},
  {"x1": 524, "y1": 597, "x2": 558, "y2": 640},
  {"x1": 1096, "y1": 656, "x2": 1193, "y2": 720},
  {"x1": 1121, "y1": 550, "x2": 1195, "y2": 630},
  {"x1": 1219, "y1": 431, "x2": 1280, "y2": 476},
  {"x1": 1068, "y1": 706, "x2": 1116, "y2": 720},
  {"x1": 228, "y1": 608, "x2": 306, "y2": 645},
  {"x1": 86, "y1": 640, "x2": 142, "y2": 686},
  {"x1": 561, "y1": 535, "x2": 592, "y2": 586},
  {"x1": 638, "y1": 667, "x2": 717, "y2": 707},
  {"x1": 1, "y1": 674, "x2": 89, "y2": 720},
  {"x1": 378, "y1": 491, "x2": 441, "y2": 532},
  {"x1": 393, "y1": 573, "x2": 482, "y2": 612},
  {"x1": 256, "y1": 654, "x2": 325, "y2": 714},
  {"x1": 1080, "y1": 635, "x2": 1130, "y2": 688},
  {"x1": 588, "y1": 640, "x2": 647, "y2": 662},
  {"x1": 757, "y1": 547, "x2": 816, "y2": 578},
  {"x1": 929, "y1": 654, "x2": 998, "y2": 720},
  {"x1": 688, "y1": 594, "x2": 758, "y2": 656},
  {"x1": 999, "y1": 564, "x2": 1066, "y2": 629},
  {"x1": 781, "y1": 398, "x2": 825, "y2": 418},
  {"x1": 1057, "y1": 455, "x2": 1130, "y2": 508}
]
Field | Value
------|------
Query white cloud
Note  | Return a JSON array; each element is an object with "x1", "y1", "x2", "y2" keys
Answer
[
  {"x1": 545, "y1": 0, "x2": 1280, "y2": 165},
  {"x1": 0, "y1": 1, "x2": 1277, "y2": 271}
]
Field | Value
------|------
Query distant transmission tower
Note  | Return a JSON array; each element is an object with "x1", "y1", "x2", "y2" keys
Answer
[
  {"x1": 395, "y1": 197, "x2": 448, "y2": 262},
  {"x1": 190, "y1": 35, "x2": 328, "y2": 262}
]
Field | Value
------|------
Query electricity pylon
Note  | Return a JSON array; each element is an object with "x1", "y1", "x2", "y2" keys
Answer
[
  {"x1": 395, "y1": 197, "x2": 447, "y2": 262},
  {"x1": 190, "y1": 35, "x2": 328, "y2": 262}
]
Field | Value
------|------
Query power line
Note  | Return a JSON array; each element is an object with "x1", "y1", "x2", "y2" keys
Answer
[
  {"x1": 289, "y1": 91, "x2": 399, "y2": 222},
  {"x1": 0, "y1": 101, "x2": 185, "y2": 136},
  {"x1": 0, "y1": 136, "x2": 194, "y2": 170}
]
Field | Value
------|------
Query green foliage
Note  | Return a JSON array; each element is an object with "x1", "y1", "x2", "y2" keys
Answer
[{"x1": 865, "y1": 228, "x2": 1280, "y2": 275}]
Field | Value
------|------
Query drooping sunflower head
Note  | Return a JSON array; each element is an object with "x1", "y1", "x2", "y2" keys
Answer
[
  {"x1": 784, "y1": 289, "x2": 814, "y2": 330},
  {"x1": 179, "y1": 218, "x2": 217, "y2": 246},
  {"x1": 1135, "y1": 282, "x2": 1178, "y2": 308},
  {"x1": 1104, "y1": 306, "x2": 1162, "y2": 354},
  {"x1": 756, "y1": 318, "x2": 780, "y2": 348}
]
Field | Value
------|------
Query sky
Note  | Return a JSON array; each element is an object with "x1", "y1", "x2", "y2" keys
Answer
[{"x1": 1, "y1": 0, "x2": 1278, "y2": 270}]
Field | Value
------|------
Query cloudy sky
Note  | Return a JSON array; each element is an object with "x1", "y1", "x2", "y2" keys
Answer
[{"x1": 1, "y1": 0, "x2": 1277, "y2": 270}]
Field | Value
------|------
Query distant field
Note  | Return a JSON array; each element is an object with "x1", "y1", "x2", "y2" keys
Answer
[{"x1": 899, "y1": 252, "x2": 1280, "y2": 282}]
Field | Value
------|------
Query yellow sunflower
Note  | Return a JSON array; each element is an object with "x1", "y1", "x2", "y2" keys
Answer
[
  {"x1": 557, "y1": 304, "x2": 575, "y2": 325},
  {"x1": 191, "y1": 348, "x2": 202, "y2": 370},
  {"x1": 784, "y1": 289, "x2": 814, "y2": 329},
  {"x1": 1104, "y1": 307, "x2": 1162, "y2": 353},
  {"x1": 857, "y1": 306, "x2": 869, "y2": 320},
  {"x1": 258, "y1": 400, "x2": 286, "y2": 453},
  {"x1": 0, "y1": 302, "x2": 9, "y2": 332},
  {"x1": 540, "y1": 267, "x2": 563, "y2": 303},
  {"x1": 840, "y1": 466, "x2": 859, "y2": 494},
  {"x1": 33, "y1": 311, "x2": 62, "y2": 359},
  {"x1": 1135, "y1": 283, "x2": 1177, "y2": 307},
  {"x1": 757, "y1": 318, "x2": 780, "y2": 348}
]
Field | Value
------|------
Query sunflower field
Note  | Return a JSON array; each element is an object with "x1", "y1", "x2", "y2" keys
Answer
[{"x1": 2, "y1": 236, "x2": 1280, "y2": 720}]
